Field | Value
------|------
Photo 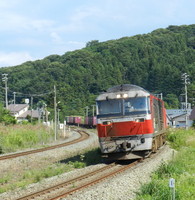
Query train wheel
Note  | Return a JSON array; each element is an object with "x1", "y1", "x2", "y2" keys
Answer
[
  {"x1": 162, "y1": 133, "x2": 166, "y2": 144},
  {"x1": 152, "y1": 138, "x2": 157, "y2": 153},
  {"x1": 159, "y1": 135, "x2": 163, "y2": 147}
]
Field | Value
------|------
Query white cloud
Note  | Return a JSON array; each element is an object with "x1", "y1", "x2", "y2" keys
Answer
[
  {"x1": 70, "y1": 6, "x2": 102, "y2": 22},
  {"x1": 0, "y1": 0, "x2": 22, "y2": 8},
  {"x1": 0, "y1": 11, "x2": 54, "y2": 32},
  {"x1": 68, "y1": 41, "x2": 85, "y2": 46},
  {"x1": 9, "y1": 38, "x2": 44, "y2": 46},
  {"x1": 31, "y1": 19, "x2": 55, "y2": 32},
  {"x1": 56, "y1": 6, "x2": 103, "y2": 33},
  {"x1": 50, "y1": 32, "x2": 63, "y2": 44},
  {"x1": 0, "y1": 52, "x2": 34, "y2": 67}
]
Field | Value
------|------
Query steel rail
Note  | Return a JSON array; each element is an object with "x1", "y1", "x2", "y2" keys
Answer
[
  {"x1": 16, "y1": 144, "x2": 167, "y2": 200},
  {"x1": 16, "y1": 163, "x2": 117, "y2": 200},
  {"x1": 50, "y1": 160, "x2": 140, "y2": 200},
  {"x1": 16, "y1": 160, "x2": 140, "y2": 200},
  {"x1": 0, "y1": 130, "x2": 89, "y2": 161}
]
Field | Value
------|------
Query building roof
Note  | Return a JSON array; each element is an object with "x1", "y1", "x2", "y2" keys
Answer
[
  {"x1": 18, "y1": 110, "x2": 40, "y2": 118},
  {"x1": 8, "y1": 104, "x2": 29, "y2": 112},
  {"x1": 189, "y1": 107, "x2": 195, "y2": 120},
  {"x1": 172, "y1": 113, "x2": 186, "y2": 120},
  {"x1": 166, "y1": 109, "x2": 192, "y2": 118}
]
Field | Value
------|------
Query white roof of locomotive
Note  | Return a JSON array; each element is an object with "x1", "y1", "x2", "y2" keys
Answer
[{"x1": 96, "y1": 84, "x2": 150, "y2": 101}]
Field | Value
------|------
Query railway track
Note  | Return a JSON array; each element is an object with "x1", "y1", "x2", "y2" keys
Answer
[
  {"x1": 16, "y1": 160, "x2": 140, "y2": 200},
  {"x1": 0, "y1": 129, "x2": 89, "y2": 161}
]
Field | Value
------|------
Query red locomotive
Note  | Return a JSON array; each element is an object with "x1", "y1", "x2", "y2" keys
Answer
[{"x1": 96, "y1": 84, "x2": 167, "y2": 160}]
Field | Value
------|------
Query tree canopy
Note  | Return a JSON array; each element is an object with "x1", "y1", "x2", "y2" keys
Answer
[{"x1": 0, "y1": 24, "x2": 194, "y2": 118}]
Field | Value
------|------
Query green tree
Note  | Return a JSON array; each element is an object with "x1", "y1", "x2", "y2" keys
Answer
[
  {"x1": 0, "y1": 24, "x2": 194, "y2": 116},
  {"x1": 164, "y1": 94, "x2": 179, "y2": 109}
]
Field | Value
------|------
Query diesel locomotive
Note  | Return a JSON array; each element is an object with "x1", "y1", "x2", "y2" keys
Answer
[{"x1": 96, "y1": 84, "x2": 167, "y2": 160}]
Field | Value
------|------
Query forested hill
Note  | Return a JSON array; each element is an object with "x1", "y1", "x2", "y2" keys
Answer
[{"x1": 0, "y1": 24, "x2": 195, "y2": 116}]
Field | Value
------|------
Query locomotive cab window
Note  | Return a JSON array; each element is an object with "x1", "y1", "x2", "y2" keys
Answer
[
  {"x1": 97, "y1": 100, "x2": 121, "y2": 115},
  {"x1": 124, "y1": 97, "x2": 150, "y2": 115}
]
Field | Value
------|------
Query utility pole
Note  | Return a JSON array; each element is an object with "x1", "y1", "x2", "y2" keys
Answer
[
  {"x1": 45, "y1": 104, "x2": 48, "y2": 122},
  {"x1": 92, "y1": 105, "x2": 96, "y2": 116},
  {"x1": 13, "y1": 92, "x2": 16, "y2": 104},
  {"x1": 42, "y1": 103, "x2": 46, "y2": 123},
  {"x1": 2, "y1": 74, "x2": 8, "y2": 109},
  {"x1": 58, "y1": 108, "x2": 60, "y2": 125},
  {"x1": 31, "y1": 96, "x2": 33, "y2": 123},
  {"x1": 154, "y1": 93, "x2": 163, "y2": 100},
  {"x1": 13, "y1": 92, "x2": 16, "y2": 116},
  {"x1": 160, "y1": 93, "x2": 163, "y2": 100},
  {"x1": 85, "y1": 106, "x2": 89, "y2": 117},
  {"x1": 54, "y1": 85, "x2": 57, "y2": 141},
  {"x1": 181, "y1": 73, "x2": 190, "y2": 129}
]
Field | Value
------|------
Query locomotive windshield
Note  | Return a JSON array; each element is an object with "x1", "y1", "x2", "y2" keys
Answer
[
  {"x1": 124, "y1": 97, "x2": 149, "y2": 114},
  {"x1": 97, "y1": 99, "x2": 121, "y2": 115},
  {"x1": 97, "y1": 97, "x2": 150, "y2": 116}
]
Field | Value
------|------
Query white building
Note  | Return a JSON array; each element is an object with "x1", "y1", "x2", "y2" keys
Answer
[
  {"x1": 8, "y1": 104, "x2": 29, "y2": 118},
  {"x1": 7, "y1": 104, "x2": 39, "y2": 122},
  {"x1": 166, "y1": 109, "x2": 193, "y2": 128}
]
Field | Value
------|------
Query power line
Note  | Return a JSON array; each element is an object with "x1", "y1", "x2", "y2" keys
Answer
[{"x1": 8, "y1": 90, "x2": 53, "y2": 97}]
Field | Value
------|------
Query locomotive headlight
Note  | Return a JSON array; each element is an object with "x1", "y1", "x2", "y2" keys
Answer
[
  {"x1": 123, "y1": 93, "x2": 128, "y2": 98},
  {"x1": 135, "y1": 118, "x2": 145, "y2": 122},
  {"x1": 116, "y1": 93, "x2": 128, "y2": 98},
  {"x1": 116, "y1": 94, "x2": 121, "y2": 98},
  {"x1": 103, "y1": 121, "x2": 112, "y2": 125}
]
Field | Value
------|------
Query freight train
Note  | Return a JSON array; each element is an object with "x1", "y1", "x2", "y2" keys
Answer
[
  {"x1": 96, "y1": 84, "x2": 167, "y2": 160},
  {"x1": 65, "y1": 116, "x2": 97, "y2": 127}
]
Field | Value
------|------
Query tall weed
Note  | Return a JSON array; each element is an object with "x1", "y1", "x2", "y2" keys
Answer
[
  {"x1": 166, "y1": 128, "x2": 194, "y2": 149},
  {"x1": 0, "y1": 124, "x2": 53, "y2": 153},
  {"x1": 136, "y1": 128, "x2": 195, "y2": 200}
]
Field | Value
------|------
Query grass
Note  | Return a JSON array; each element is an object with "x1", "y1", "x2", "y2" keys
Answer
[
  {"x1": 0, "y1": 124, "x2": 101, "y2": 194},
  {"x1": 136, "y1": 128, "x2": 195, "y2": 200},
  {"x1": 0, "y1": 148, "x2": 102, "y2": 194},
  {"x1": 0, "y1": 124, "x2": 54, "y2": 153}
]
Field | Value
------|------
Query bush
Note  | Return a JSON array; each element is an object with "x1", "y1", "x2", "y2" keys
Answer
[
  {"x1": 192, "y1": 120, "x2": 195, "y2": 127},
  {"x1": 0, "y1": 104, "x2": 16, "y2": 125}
]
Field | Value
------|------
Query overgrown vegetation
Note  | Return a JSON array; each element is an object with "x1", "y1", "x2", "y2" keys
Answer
[
  {"x1": 136, "y1": 128, "x2": 195, "y2": 200},
  {"x1": 0, "y1": 124, "x2": 53, "y2": 153},
  {"x1": 0, "y1": 104, "x2": 16, "y2": 125},
  {"x1": 0, "y1": 25, "x2": 194, "y2": 117},
  {"x1": 0, "y1": 148, "x2": 101, "y2": 194}
]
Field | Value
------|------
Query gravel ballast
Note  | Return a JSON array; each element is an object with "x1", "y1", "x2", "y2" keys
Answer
[
  {"x1": 0, "y1": 129, "x2": 99, "y2": 200},
  {"x1": 0, "y1": 130, "x2": 174, "y2": 200},
  {"x1": 63, "y1": 145, "x2": 175, "y2": 200}
]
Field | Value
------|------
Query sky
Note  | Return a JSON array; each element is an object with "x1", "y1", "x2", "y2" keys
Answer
[{"x1": 0, "y1": 0, "x2": 194, "y2": 67}]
